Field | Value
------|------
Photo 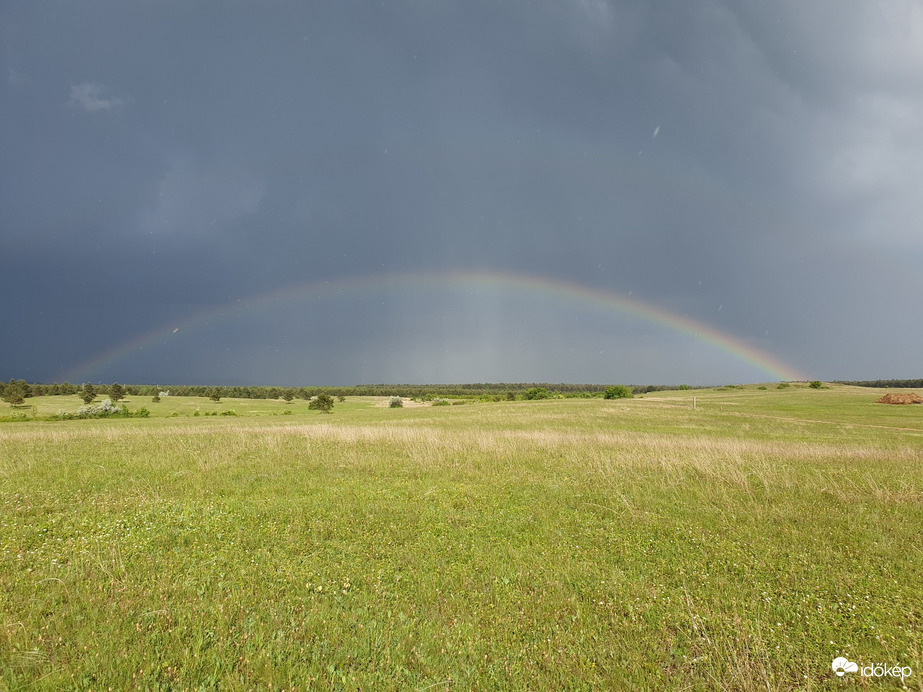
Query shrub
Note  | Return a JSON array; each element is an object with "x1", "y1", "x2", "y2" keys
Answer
[
  {"x1": 152, "y1": 395, "x2": 161, "y2": 403},
  {"x1": 810, "y1": 381, "x2": 823, "y2": 389},
  {"x1": 219, "y1": 410, "x2": 238, "y2": 416},
  {"x1": 76, "y1": 399, "x2": 124, "y2": 418},
  {"x1": 777, "y1": 382, "x2": 790, "y2": 389},
  {"x1": 604, "y1": 385, "x2": 633, "y2": 400},
  {"x1": 523, "y1": 388, "x2": 550, "y2": 400},
  {"x1": 54, "y1": 399, "x2": 149, "y2": 420},
  {"x1": 758, "y1": 386, "x2": 767, "y2": 390},
  {"x1": 388, "y1": 396, "x2": 404, "y2": 408},
  {"x1": 309, "y1": 393, "x2": 335, "y2": 413},
  {"x1": 431, "y1": 398, "x2": 450, "y2": 406}
]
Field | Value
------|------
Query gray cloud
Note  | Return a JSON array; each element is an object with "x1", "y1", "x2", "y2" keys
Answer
[
  {"x1": 1, "y1": 0, "x2": 921, "y2": 384},
  {"x1": 139, "y1": 159, "x2": 265, "y2": 237}
]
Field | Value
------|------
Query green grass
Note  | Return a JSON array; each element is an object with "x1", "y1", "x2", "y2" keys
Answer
[{"x1": 1, "y1": 385, "x2": 922, "y2": 690}]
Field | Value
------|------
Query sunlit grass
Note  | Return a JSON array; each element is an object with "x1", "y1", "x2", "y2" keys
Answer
[{"x1": 1, "y1": 385, "x2": 921, "y2": 689}]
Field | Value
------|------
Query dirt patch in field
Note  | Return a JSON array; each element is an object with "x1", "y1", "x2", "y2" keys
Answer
[{"x1": 876, "y1": 392, "x2": 923, "y2": 405}]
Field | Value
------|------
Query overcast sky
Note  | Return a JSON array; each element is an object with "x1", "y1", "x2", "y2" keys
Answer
[{"x1": 2, "y1": 0, "x2": 921, "y2": 386}]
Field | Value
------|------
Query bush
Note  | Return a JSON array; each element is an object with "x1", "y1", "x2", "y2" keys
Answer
[
  {"x1": 777, "y1": 382, "x2": 790, "y2": 389},
  {"x1": 309, "y1": 393, "x2": 335, "y2": 413},
  {"x1": 523, "y1": 388, "x2": 550, "y2": 400},
  {"x1": 604, "y1": 385, "x2": 633, "y2": 400},
  {"x1": 431, "y1": 398, "x2": 450, "y2": 406},
  {"x1": 53, "y1": 399, "x2": 150, "y2": 420},
  {"x1": 810, "y1": 381, "x2": 823, "y2": 389},
  {"x1": 389, "y1": 396, "x2": 403, "y2": 408},
  {"x1": 76, "y1": 399, "x2": 124, "y2": 418},
  {"x1": 152, "y1": 395, "x2": 161, "y2": 403}
]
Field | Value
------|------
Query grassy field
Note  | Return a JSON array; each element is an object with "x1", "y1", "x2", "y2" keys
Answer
[{"x1": 1, "y1": 385, "x2": 921, "y2": 690}]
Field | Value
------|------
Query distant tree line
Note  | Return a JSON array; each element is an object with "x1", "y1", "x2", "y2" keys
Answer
[
  {"x1": 2, "y1": 379, "x2": 709, "y2": 404},
  {"x1": 834, "y1": 379, "x2": 923, "y2": 389}
]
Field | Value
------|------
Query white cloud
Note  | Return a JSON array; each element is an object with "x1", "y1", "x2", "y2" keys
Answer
[{"x1": 68, "y1": 82, "x2": 124, "y2": 112}]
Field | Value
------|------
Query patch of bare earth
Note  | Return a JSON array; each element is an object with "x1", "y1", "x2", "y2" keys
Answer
[{"x1": 876, "y1": 392, "x2": 923, "y2": 405}]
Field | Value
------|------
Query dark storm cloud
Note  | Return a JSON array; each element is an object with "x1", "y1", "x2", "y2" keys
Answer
[{"x1": 2, "y1": 0, "x2": 920, "y2": 384}]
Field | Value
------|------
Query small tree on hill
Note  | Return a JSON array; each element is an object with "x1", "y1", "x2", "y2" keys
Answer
[
  {"x1": 109, "y1": 382, "x2": 125, "y2": 402},
  {"x1": 2, "y1": 381, "x2": 26, "y2": 406},
  {"x1": 309, "y1": 392, "x2": 334, "y2": 413},
  {"x1": 81, "y1": 383, "x2": 97, "y2": 404}
]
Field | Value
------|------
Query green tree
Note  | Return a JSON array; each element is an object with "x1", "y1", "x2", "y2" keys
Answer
[
  {"x1": 208, "y1": 388, "x2": 221, "y2": 402},
  {"x1": 81, "y1": 383, "x2": 97, "y2": 404},
  {"x1": 523, "y1": 388, "x2": 550, "y2": 400},
  {"x1": 810, "y1": 381, "x2": 823, "y2": 389},
  {"x1": 309, "y1": 392, "x2": 335, "y2": 413},
  {"x1": 109, "y1": 382, "x2": 125, "y2": 402},
  {"x1": 604, "y1": 385, "x2": 633, "y2": 399},
  {"x1": 2, "y1": 381, "x2": 26, "y2": 406},
  {"x1": 282, "y1": 390, "x2": 294, "y2": 403}
]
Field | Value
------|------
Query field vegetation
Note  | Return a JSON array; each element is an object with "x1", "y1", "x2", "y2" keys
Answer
[{"x1": 1, "y1": 384, "x2": 921, "y2": 689}]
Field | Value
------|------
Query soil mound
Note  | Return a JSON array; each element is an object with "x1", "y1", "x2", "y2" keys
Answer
[{"x1": 876, "y1": 392, "x2": 923, "y2": 405}]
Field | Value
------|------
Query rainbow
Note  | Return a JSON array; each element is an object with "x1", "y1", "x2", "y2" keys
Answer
[{"x1": 64, "y1": 270, "x2": 805, "y2": 383}]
